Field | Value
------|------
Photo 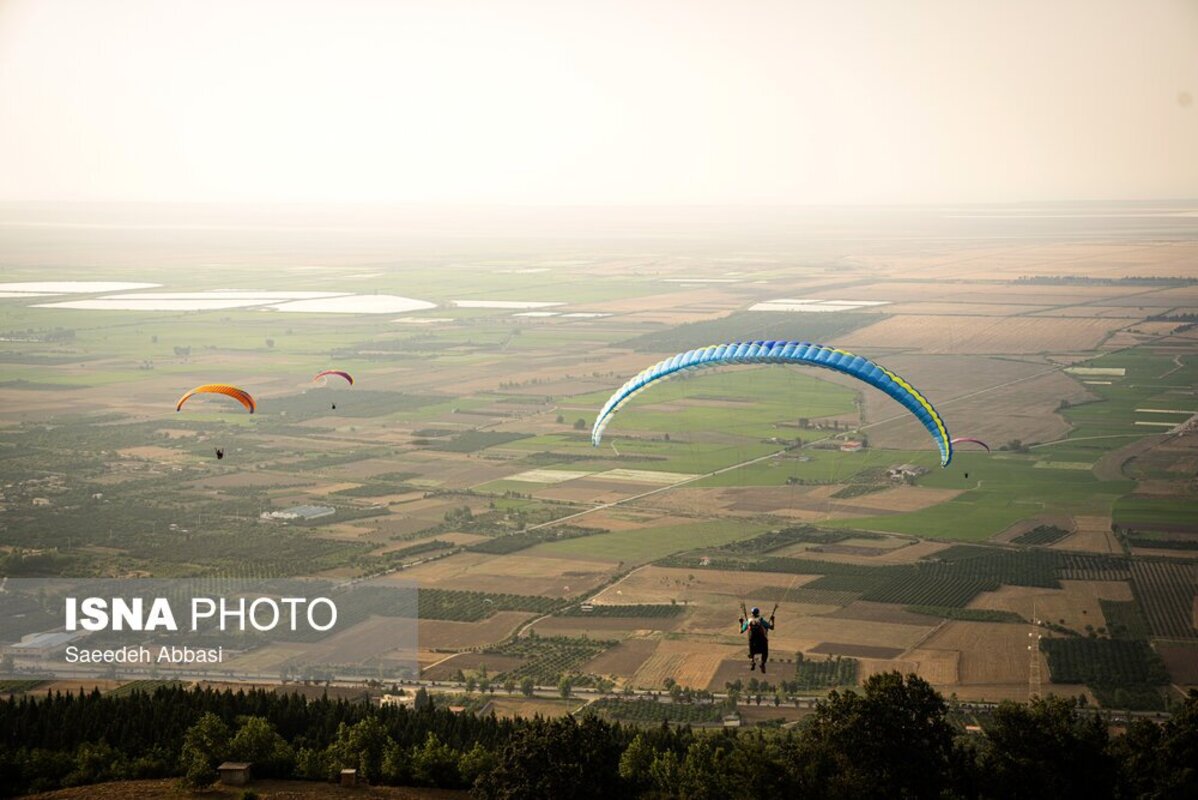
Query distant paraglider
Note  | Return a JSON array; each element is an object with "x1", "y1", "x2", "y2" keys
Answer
[
  {"x1": 314, "y1": 370, "x2": 354, "y2": 386},
  {"x1": 950, "y1": 437, "x2": 991, "y2": 452},
  {"x1": 592, "y1": 340, "x2": 956, "y2": 466},
  {"x1": 176, "y1": 384, "x2": 256, "y2": 414}
]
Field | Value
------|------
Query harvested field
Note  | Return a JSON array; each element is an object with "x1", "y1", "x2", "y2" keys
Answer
[
  {"x1": 562, "y1": 509, "x2": 690, "y2": 532},
  {"x1": 420, "y1": 652, "x2": 526, "y2": 680},
  {"x1": 221, "y1": 643, "x2": 312, "y2": 674},
  {"x1": 392, "y1": 552, "x2": 615, "y2": 597},
  {"x1": 811, "y1": 643, "x2": 905, "y2": 659},
  {"x1": 772, "y1": 538, "x2": 949, "y2": 565},
  {"x1": 814, "y1": 544, "x2": 891, "y2": 557},
  {"x1": 488, "y1": 697, "x2": 578, "y2": 719},
  {"x1": 742, "y1": 587, "x2": 859, "y2": 607},
  {"x1": 1052, "y1": 515, "x2": 1120, "y2": 554},
  {"x1": 301, "y1": 615, "x2": 419, "y2": 664},
  {"x1": 736, "y1": 704, "x2": 813, "y2": 726},
  {"x1": 707, "y1": 658, "x2": 757, "y2": 690},
  {"x1": 583, "y1": 638, "x2": 660, "y2": 678},
  {"x1": 1157, "y1": 643, "x2": 1198, "y2": 686},
  {"x1": 823, "y1": 486, "x2": 963, "y2": 514},
  {"x1": 505, "y1": 468, "x2": 594, "y2": 483},
  {"x1": 827, "y1": 601, "x2": 941, "y2": 626},
  {"x1": 969, "y1": 581, "x2": 1133, "y2": 633},
  {"x1": 593, "y1": 566, "x2": 819, "y2": 605},
  {"x1": 856, "y1": 648, "x2": 960, "y2": 685},
  {"x1": 190, "y1": 470, "x2": 311, "y2": 489},
  {"x1": 594, "y1": 468, "x2": 699, "y2": 484},
  {"x1": 633, "y1": 638, "x2": 743, "y2": 689},
  {"x1": 839, "y1": 315, "x2": 1115, "y2": 354},
  {"x1": 417, "y1": 611, "x2": 533, "y2": 650},
  {"x1": 530, "y1": 483, "x2": 652, "y2": 504},
  {"x1": 532, "y1": 615, "x2": 683, "y2": 636},
  {"x1": 116, "y1": 445, "x2": 189, "y2": 461},
  {"x1": 895, "y1": 648, "x2": 960, "y2": 684},
  {"x1": 679, "y1": 600, "x2": 845, "y2": 638},
  {"x1": 920, "y1": 621, "x2": 1036, "y2": 684},
  {"x1": 849, "y1": 354, "x2": 1092, "y2": 451},
  {"x1": 1031, "y1": 305, "x2": 1146, "y2": 318},
  {"x1": 651, "y1": 485, "x2": 959, "y2": 521},
  {"x1": 778, "y1": 616, "x2": 934, "y2": 655},
  {"x1": 883, "y1": 302, "x2": 1051, "y2": 317}
]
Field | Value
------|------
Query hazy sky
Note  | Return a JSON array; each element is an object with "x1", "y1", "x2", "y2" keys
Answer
[{"x1": 1, "y1": 0, "x2": 1195, "y2": 205}]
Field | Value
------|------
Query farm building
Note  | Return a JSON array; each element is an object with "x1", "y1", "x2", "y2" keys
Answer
[
  {"x1": 888, "y1": 464, "x2": 928, "y2": 480},
  {"x1": 2, "y1": 630, "x2": 88, "y2": 658},
  {"x1": 217, "y1": 762, "x2": 252, "y2": 786},
  {"x1": 260, "y1": 504, "x2": 335, "y2": 521}
]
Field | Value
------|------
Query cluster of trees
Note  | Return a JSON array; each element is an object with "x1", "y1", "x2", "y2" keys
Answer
[
  {"x1": 1040, "y1": 639, "x2": 1170, "y2": 697},
  {"x1": 418, "y1": 588, "x2": 565, "y2": 622},
  {"x1": 1, "y1": 674, "x2": 1196, "y2": 798},
  {"x1": 481, "y1": 633, "x2": 617, "y2": 685},
  {"x1": 467, "y1": 524, "x2": 605, "y2": 556}
]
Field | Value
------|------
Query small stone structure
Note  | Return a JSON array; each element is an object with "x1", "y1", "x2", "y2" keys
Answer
[{"x1": 217, "y1": 762, "x2": 252, "y2": 786}]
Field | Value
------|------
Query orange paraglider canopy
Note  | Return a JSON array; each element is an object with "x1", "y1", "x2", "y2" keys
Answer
[
  {"x1": 314, "y1": 369, "x2": 354, "y2": 385},
  {"x1": 176, "y1": 384, "x2": 256, "y2": 413}
]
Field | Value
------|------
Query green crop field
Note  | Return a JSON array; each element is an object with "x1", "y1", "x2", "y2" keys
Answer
[
  {"x1": 825, "y1": 455, "x2": 1132, "y2": 540},
  {"x1": 528, "y1": 519, "x2": 772, "y2": 564},
  {"x1": 563, "y1": 365, "x2": 858, "y2": 441},
  {"x1": 1113, "y1": 496, "x2": 1198, "y2": 529}
]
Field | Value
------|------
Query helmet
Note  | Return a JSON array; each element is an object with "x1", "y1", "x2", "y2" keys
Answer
[{"x1": 750, "y1": 607, "x2": 760, "y2": 615}]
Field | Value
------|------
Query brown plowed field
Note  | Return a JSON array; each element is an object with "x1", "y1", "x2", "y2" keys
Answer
[
  {"x1": 417, "y1": 611, "x2": 532, "y2": 650},
  {"x1": 1157, "y1": 643, "x2": 1198, "y2": 686},
  {"x1": 391, "y1": 552, "x2": 614, "y2": 596},
  {"x1": 840, "y1": 315, "x2": 1115, "y2": 354},
  {"x1": 592, "y1": 566, "x2": 819, "y2": 605},
  {"x1": 827, "y1": 601, "x2": 941, "y2": 626},
  {"x1": 532, "y1": 615, "x2": 683, "y2": 637},
  {"x1": 584, "y1": 637, "x2": 660, "y2": 679},
  {"x1": 969, "y1": 580, "x2": 1132, "y2": 632},
  {"x1": 810, "y1": 643, "x2": 905, "y2": 659},
  {"x1": 856, "y1": 647, "x2": 961, "y2": 685},
  {"x1": 421, "y1": 652, "x2": 526, "y2": 680},
  {"x1": 1052, "y1": 515, "x2": 1119, "y2": 553}
]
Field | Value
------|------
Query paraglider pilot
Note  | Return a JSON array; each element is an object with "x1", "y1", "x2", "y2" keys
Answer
[
  {"x1": 215, "y1": 448, "x2": 224, "y2": 460},
  {"x1": 740, "y1": 606, "x2": 774, "y2": 673}
]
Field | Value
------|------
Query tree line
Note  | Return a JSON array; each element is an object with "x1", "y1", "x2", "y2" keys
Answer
[{"x1": 0, "y1": 673, "x2": 1195, "y2": 798}]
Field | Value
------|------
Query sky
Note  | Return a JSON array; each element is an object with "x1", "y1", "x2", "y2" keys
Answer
[{"x1": 0, "y1": 0, "x2": 1195, "y2": 206}]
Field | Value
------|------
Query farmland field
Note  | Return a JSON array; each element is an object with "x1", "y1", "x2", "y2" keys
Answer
[{"x1": 1, "y1": 204, "x2": 1197, "y2": 713}]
